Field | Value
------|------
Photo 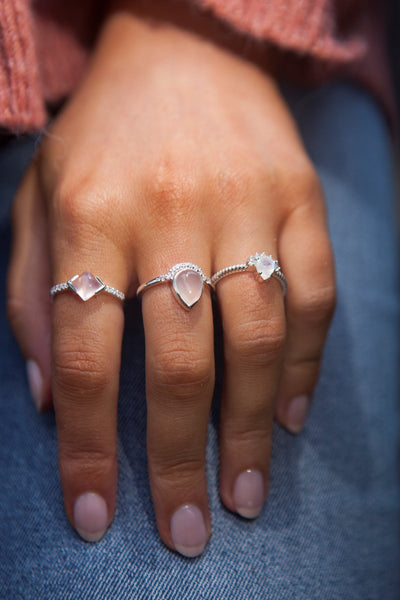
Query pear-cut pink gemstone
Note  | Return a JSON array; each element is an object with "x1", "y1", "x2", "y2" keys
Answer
[
  {"x1": 173, "y1": 269, "x2": 203, "y2": 309},
  {"x1": 69, "y1": 271, "x2": 104, "y2": 301}
]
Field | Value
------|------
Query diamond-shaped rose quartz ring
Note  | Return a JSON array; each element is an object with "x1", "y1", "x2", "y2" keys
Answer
[
  {"x1": 211, "y1": 252, "x2": 287, "y2": 295},
  {"x1": 50, "y1": 271, "x2": 125, "y2": 302},
  {"x1": 136, "y1": 263, "x2": 214, "y2": 310}
]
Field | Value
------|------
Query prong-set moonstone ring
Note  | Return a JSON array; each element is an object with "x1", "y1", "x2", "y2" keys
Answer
[
  {"x1": 136, "y1": 262, "x2": 214, "y2": 310},
  {"x1": 50, "y1": 271, "x2": 125, "y2": 302},
  {"x1": 211, "y1": 252, "x2": 287, "y2": 295}
]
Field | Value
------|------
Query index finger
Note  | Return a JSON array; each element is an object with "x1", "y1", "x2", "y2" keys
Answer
[{"x1": 50, "y1": 194, "x2": 129, "y2": 541}]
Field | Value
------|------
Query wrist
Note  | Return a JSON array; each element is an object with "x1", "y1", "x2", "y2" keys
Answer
[{"x1": 101, "y1": 0, "x2": 278, "y2": 76}]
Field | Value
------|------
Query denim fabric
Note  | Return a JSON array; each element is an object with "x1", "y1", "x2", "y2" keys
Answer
[{"x1": 0, "y1": 83, "x2": 399, "y2": 599}]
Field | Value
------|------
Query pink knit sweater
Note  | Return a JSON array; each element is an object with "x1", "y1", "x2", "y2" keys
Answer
[{"x1": 0, "y1": 0, "x2": 394, "y2": 132}]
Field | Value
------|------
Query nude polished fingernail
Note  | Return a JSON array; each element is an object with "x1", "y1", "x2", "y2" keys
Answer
[
  {"x1": 73, "y1": 492, "x2": 108, "y2": 542},
  {"x1": 233, "y1": 469, "x2": 264, "y2": 519},
  {"x1": 170, "y1": 504, "x2": 207, "y2": 557},
  {"x1": 286, "y1": 394, "x2": 310, "y2": 434},
  {"x1": 26, "y1": 360, "x2": 43, "y2": 412}
]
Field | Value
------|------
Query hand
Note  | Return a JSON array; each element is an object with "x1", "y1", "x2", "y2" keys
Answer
[{"x1": 7, "y1": 4, "x2": 335, "y2": 556}]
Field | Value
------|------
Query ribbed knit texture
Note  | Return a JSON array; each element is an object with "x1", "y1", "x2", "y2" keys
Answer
[
  {"x1": 195, "y1": 0, "x2": 394, "y2": 125},
  {"x1": 194, "y1": 0, "x2": 366, "y2": 61},
  {"x1": 0, "y1": 0, "x2": 45, "y2": 132},
  {"x1": 0, "y1": 0, "x2": 394, "y2": 132}
]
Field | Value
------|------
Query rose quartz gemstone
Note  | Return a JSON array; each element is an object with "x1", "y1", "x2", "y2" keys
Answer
[
  {"x1": 173, "y1": 269, "x2": 203, "y2": 309},
  {"x1": 70, "y1": 271, "x2": 104, "y2": 301}
]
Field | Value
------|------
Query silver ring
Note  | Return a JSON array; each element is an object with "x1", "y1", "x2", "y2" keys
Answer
[
  {"x1": 50, "y1": 271, "x2": 125, "y2": 302},
  {"x1": 136, "y1": 262, "x2": 214, "y2": 310},
  {"x1": 211, "y1": 252, "x2": 287, "y2": 294}
]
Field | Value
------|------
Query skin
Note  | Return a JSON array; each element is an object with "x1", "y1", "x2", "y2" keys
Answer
[{"x1": 6, "y1": 2, "x2": 335, "y2": 553}]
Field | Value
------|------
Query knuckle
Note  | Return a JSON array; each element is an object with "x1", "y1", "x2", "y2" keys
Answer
[
  {"x1": 282, "y1": 158, "x2": 324, "y2": 210},
  {"x1": 228, "y1": 314, "x2": 286, "y2": 366},
  {"x1": 53, "y1": 346, "x2": 114, "y2": 396},
  {"x1": 226, "y1": 398, "x2": 275, "y2": 436},
  {"x1": 285, "y1": 354, "x2": 321, "y2": 377},
  {"x1": 150, "y1": 456, "x2": 204, "y2": 486},
  {"x1": 149, "y1": 346, "x2": 213, "y2": 400},
  {"x1": 59, "y1": 448, "x2": 116, "y2": 482},
  {"x1": 52, "y1": 176, "x2": 111, "y2": 236},
  {"x1": 290, "y1": 158, "x2": 321, "y2": 194},
  {"x1": 6, "y1": 292, "x2": 26, "y2": 332},
  {"x1": 292, "y1": 284, "x2": 336, "y2": 325},
  {"x1": 213, "y1": 159, "x2": 269, "y2": 213},
  {"x1": 145, "y1": 159, "x2": 198, "y2": 224},
  {"x1": 225, "y1": 424, "x2": 272, "y2": 450},
  {"x1": 215, "y1": 163, "x2": 256, "y2": 200}
]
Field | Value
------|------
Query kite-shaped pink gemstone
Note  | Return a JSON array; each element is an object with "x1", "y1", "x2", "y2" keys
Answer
[{"x1": 68, "y1": 271, "x2": 104, "y2": 301}]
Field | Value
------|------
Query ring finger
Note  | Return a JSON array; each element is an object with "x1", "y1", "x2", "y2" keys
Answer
[{"x1": 214, "y1": 229, "x2": 286, "y2": 519}]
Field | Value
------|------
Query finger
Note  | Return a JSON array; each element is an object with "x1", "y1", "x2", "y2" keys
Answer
[
  {"x1": 7, "y1": 164, "x2": 52, "y2": 411},
  {"x1": 50, "y1": 189, "x2": 129, "y2": 542},
  {"x1": 215, "y1": 231, "x2": 286, "y2": 520},
  {"x1": 275, "y1": 189, "x2": 336, "y2": 434},
  {"x1": 139, "y1": 250, "x2": 214, "y2": 558}
]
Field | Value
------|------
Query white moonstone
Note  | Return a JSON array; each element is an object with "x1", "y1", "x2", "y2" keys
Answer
[
  {"x1": 69, "y1": 271, "x2": 104, "y2": 301},
  {"x1": 172, "y1": 269, "x2": 203, "y2": 309},
  {"x1": 256, "y1": 254, "x2": 276, "y2": 280}
]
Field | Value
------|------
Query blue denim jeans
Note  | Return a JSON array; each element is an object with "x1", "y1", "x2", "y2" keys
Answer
[{"x1": 0, "y1": 83, "x2": 399, "y2": 599}]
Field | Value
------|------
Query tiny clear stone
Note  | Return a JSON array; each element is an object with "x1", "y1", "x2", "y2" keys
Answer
[
  {"x1": 173, "y1": 269, "x2": 203, "y2": 309},
  {"x1": 70, "y1": 271, "x2": 104, "y2": 301},
  {"x1": 255, "y1": 253, "x2": 276, "y2": 280}
]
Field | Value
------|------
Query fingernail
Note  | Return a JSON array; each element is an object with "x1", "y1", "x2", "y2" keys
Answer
[
  {"x1": 286, "y1": 394, "x2": 310, "y2": 434},
  {"x1": 233, "y1": 469, "x2": 264, "y2": 519},
  {"x1": 26, "y1": 360, "x2": 43, "y2": 412},
  {"x1": 73, "y1": 492, "x2": 108, "y2": 542},
  {"x1": 170, "y1": 504, "x2": 207, "y2": 557}
]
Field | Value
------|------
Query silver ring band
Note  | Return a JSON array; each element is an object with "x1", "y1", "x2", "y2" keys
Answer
[
  {"x1": 137, "y1": 262, "x2": 213, "y2": 310},
  {"x1": 211, "y1": 252, "x2": 287, "y2": 295},
  {"x1": 50, "y1": 271, "x2": 125, "y2": 302}
]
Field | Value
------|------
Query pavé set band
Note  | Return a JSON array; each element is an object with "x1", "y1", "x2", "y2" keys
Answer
[
  {"x1": 50, "y1": 253, "x2": 287, "y2": 309},
  {"x1": 50, "y1": 271, "x2": 125, "y2": 302}
]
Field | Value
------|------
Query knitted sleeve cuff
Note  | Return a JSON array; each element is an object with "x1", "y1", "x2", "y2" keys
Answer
[
  {"x1": 192, "y1": 0, "x2": 366, "y2": 63},
  {"x1": 0, "y1": 0, "x2": 46, "y2": 132}
]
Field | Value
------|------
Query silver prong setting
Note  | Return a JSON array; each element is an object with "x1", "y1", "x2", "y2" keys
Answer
[{"x1": 211, "y1": 252, "x2": 287, "y2": 294}]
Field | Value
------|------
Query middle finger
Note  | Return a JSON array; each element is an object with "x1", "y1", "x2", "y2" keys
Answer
[{"x1": 138, "y1": 249, "x2": 215, "y2": 557}]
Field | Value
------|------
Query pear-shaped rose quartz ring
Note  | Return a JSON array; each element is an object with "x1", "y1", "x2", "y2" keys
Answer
[
  {"x1": 211, "y1": 252, "x2": 287, "y2": 295},
  {"x1": 136, "y1": 263, "x2": 214, "y2": 310},
  {"x1": 50, "y1": 271, "x2": 125, "y2": 302}
]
